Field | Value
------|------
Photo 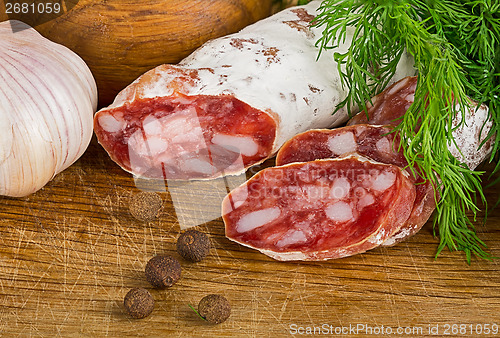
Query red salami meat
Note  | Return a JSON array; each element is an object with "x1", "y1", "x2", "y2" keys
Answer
[
  {"x1": 276, "y1": 125, "x2": 406, "y2": 166},
  {"x1": 347, "y1": 76, "x2": 418, "y2": 127},
  {"x1": 275, "y1": 125, "x2": 436, "y2": 246},
  {"x1": 222, "y1": 155, "x2": 416, "y2": 261},
  {"x1": 94, "y1": 94, "x2": 277, "y2": 179},
  {"x1": 344, "y1": 76, "x2": 492, "y2": 244}
]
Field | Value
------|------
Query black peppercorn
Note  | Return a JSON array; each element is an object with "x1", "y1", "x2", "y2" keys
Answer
[
  {"x1": 129, "y1": 191, "x2": 163, "y2": 222},
  {"x1": 123, "y1": 288, "x2": 155, "y2": 319},
  {"x1": 176, "y1": 230, "x2": 211, "y2": 262},
  {"x1": 145, "y1": 255, "x2": 181, "y2": 288},
  {"x1": 198, "y1": 294, "x2": 231, "y2": 324}
]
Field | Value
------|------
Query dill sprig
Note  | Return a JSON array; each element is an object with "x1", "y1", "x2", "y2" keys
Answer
[
  {"x1": 313, "y1": 0, "x2": 499, "y2": 262},
  {"x1": 421, "y1": 1, "x2": 500, "y2": 157}
]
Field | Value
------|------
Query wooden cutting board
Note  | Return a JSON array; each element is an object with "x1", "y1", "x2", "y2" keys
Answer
[{"x1": 0, "y1": 137, "x2": 499, "y2": 337}]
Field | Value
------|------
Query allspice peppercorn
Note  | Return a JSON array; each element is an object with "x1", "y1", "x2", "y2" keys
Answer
[
  {"x1": 123, "y1": 288, "x2": 155, "y2": 319},
  {"x1": 129, "y1": 191, "x2": 163, "y2": 222},
  {"x1": 198, "y1": 294, "x2": 231, "y2": 324},
  {"x1": 145, "y1": 255, "x2": 181, "y2": 288},
  {"x1": 176, "y1": 230, "x2": 211, "y2": 262}
]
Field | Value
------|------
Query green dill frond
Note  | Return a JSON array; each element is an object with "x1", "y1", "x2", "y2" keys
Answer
[
  {"x1": 314, "y1": 1, "x2": 412, "y2": 116},
  {"x1": 313, "y1": 0, "x2": 499, "y2": 261}
]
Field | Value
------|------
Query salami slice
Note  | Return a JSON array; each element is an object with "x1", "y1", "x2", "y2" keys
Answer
[
  {"x1": 346, "y1": 76, "x2": 492, "y2": 244},
  {"x1": 94, "y1": 1, "x2": 414, "y2": 180},
  {"x1": 276, "y1": 125, "x2": 407, "y2": 167},
  {"x1": 222, "y1": 155, "x2": 416, "y2": 261},
  {"x1": 347, "y1": 76, "x2": 418, "y2": 127},
  {"x1": 275, "y1": 125, "x2": 436, "y2": 246}
]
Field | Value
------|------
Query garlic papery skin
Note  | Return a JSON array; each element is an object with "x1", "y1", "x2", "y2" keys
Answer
[{"x1": 0, "y1": 20, "x2": 98, "y2": 197}]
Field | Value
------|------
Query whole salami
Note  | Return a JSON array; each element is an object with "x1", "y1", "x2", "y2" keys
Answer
[
  {"x1": 222, "y1": 155, "x2": 416, "y2": 261},
  {"x1": 93, "y1": 1, "x2": 414, "y2": 180}
]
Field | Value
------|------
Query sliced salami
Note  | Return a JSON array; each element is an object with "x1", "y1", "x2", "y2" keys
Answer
[
  {"x1": 275, "y1": 124, "x2": 436, "y2": 246},
  {"x1": 94, "y1": 1, "x2": 414, "y2": 180},
  {"x1": 222, "y1": 155, "x2": 416, "y2": 261},
  {"x1": 276, "y1": 125, "x2": 406, "y2": 166},
  {"x1": 347, "y1": 76, "x2": 418, "y2": 127},
  {"x1": 94, "y1": 94, "x2": 277, "y2": 179}
]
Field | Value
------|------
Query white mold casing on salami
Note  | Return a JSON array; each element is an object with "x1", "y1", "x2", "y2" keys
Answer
[
  {"x1": 447, "y1": 103, "x2": 493, "y2": 170},
  {"x1": 93, "y1": 1, "x2": 415, "y2": 180},
  {"x1": 222, "y1": 154, "x2": 416, "y2": 261}
]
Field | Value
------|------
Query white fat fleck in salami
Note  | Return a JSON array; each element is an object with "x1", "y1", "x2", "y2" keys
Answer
[
  {"x1": 276, "y1": 230, "x2": 308, "y2": 248},
  {"x1": 327, "y1": 132, "x2": 356, "y2": 156},
  {"x1": 405, "y1": 93, "x2": 415, "y2": 103},
  {"x1": 223, "y1": 155, "x2": 416, "y2": 261},
  {"x1": 98, "y1": 114, "x2": 124, "y2": 133},
  {"x1": 236, "y1": 207, "x2": 281, "y2": 233},
  {"x1": 211, "y1": 134, "x2": 259, "y2": 157},
  {"x1": 182, "y1": 158, "x2": 217, "y2": 175},
  {"x1": 376, "y1": 137, "x2": 391, "y2": 154},
  {"x1": 143, "y1": 115, "x2": 163, "y2": 136},
  {"x1": 145, "y1": 136, "x2": 169, "y2": 156},
  {"x1": 330, "y1": 177, "x2": 350, "y2": 199},
  {"x1": 325, "y1": 201, "x2": 353, "y2": 222},
  {"x1": 357, "y1": 193, "x2": 375, "y2": 209},
  {"x1": 93, "y1": 1, "x2": 415, "y2": 180},
  {"x1": 371, "y1": 171, "x2": 396, "y2": 191}
]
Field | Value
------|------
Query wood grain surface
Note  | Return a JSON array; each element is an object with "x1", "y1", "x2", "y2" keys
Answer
[
  {"x1": 1, "y1": 1, "x2": 500, "y2": 336},
  {"x1": 0, "y1": 136, "x2": 499, "y2": 337}
]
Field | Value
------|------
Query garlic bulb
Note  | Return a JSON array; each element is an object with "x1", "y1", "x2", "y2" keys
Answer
[{"x1": 0, "y1": 20, "x2": 97, "y2": 197}]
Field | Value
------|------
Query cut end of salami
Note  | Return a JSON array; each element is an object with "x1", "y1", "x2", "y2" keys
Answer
[
  {"x1": 94, "y1": 94, "x2": 277, "y2": 179},
  {"x1": 223, "y1": 155, "x2": 416, "y2": 261}
]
